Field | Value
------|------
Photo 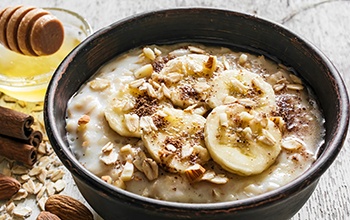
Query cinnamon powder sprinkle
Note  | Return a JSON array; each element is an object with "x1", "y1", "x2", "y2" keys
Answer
[{"x1": 132, "y1": 95, "x2": 158, "y2": 117}]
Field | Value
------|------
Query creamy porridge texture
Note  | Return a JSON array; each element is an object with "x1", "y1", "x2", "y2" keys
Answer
[{"x1": 65, "y1": 44, "x2": 325, "y2": 203}]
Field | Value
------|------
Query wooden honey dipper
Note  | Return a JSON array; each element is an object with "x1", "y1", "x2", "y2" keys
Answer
[{"x1": 0, "y1": 5, "x2": 64, "y2": 56}]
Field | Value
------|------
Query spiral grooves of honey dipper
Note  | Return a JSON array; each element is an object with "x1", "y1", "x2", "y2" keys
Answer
[{"x1": 0, "y1": 5, "x2": 64, "y2": 56}]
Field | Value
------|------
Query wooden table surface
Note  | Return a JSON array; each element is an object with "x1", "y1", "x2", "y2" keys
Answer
[{"x1": 1, "y1": 0, "x2": 349, "y2": 219}]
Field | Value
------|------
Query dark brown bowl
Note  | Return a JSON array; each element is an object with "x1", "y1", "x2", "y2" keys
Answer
[{"x1": 44, "y1": 8, "x2": 349, "y2": 220}]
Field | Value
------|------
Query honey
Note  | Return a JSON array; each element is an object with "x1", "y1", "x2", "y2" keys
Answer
[{"x1": 0, "y1": 8, "x2": 91, "y2": 102}]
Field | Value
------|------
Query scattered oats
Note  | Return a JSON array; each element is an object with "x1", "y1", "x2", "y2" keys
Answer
[
  {"x1": 20, "y1": 174, "x2": 30, "y2": 182},
  {"x1": 273, "y1": 83, "x2": 285, "y2": 92},
  {"x1": 270, "y1": 116, "x2": 285, "y2": 131},
  {"x1": 165, "y1": 144, "x2": 177, "y2": 152},
  {"x1": 286, "y1": 83, "x2": 304, "y2": 91},
  {"x1": 124, "y1": 113, "x2": 140, "y2": 133},
  {"x1": 13, "y1": 206, "x2": 32, "y2": 218},
  {"x1": 122, "y1": 100, "x2": 135, "y2": 112},
  {"x1": 46, "y1": 182, "x2": 55, "y2": 196},
  {"x1": 120, "y1": 161, "x2": 134, "y2": 181},
  {"x1": 113, "y1": 178, "x2": 126, "y2": 189},
  {"x1": 238, "y1": 111, "x2": 254, "y2": 122},
  {"x1": 36, "y1": 186, "x2": 46, "y2": 201},
  {"x1": 0, "y1": 214, "x2": 10, "y2": 220},
  {"x1": 5, "y1": 202, "x2": 16, "y2": 215},
  {"x1": 12, "y1": 189, "x2": 28, "y2": 201},
  {"x1": 134, "y1": 64, "x2": 153, "y2": 79},
  {"x1": 22, "y1": 179, "x2": 36, "y2": 194},
  {"x1": 219, "y1": 113, "x2": 229, "y2": 127},
  {"x1": 89, "y1": 78, "x2": 110, "y2": 91},
  {"x1": 50, "y1": 169, "x2": 65, "y2": 182},
  {"x1": 120, "y1": 144, "x2": 133, "y2": 155},
  {"x1": 289, "y1": 74, "x2": 303, "y2": 84},
  {"x1": 282, "y1": 138, "x2": 304, "y2": 150},
  {"x1": 37, "y1": 156, "x2": 51, "y2": 169},
  {"x1": 230, "y1": 77, "x2": 249, "y2": 92},
  {"x1": 165, "y1": 72, "x2": 183, "y2": 84},
  {"x1": 223, "y1": 95, "x2": 237, "y2": 104},
  {"x1": 201, "y1": 170, "x2": 228, "y2": 184},
  {"x1": 154, "y1": 48, "x2": 162, "y2": 56},
  {"x1": 101, "y1": 175, "x2": 113, "y2": 184},
  {"x1": 143, "y1": 47, "x2": 156, "y2": 60},
  {"x1": 258, "y1": 129, "x2": 277, "y2": 146},
  {"x1": 181, "y1": 144, "x2": 193, "y2": 158},
  {"x1": 37, "y1": 196, "x2": 47, "y2": 211},
  {"x1": 209, "y1": 174, "x2": 229, "y2": 184},
  {"x1": 29, "y1": 167, "x2": 42, "y2": 176},
  {"x1": 129, "y1": 78, "x2": 145, "y2": 88},
  {"x1": 54, "y1": 179, "x2": 66, "y2": 193},
  {"x1": 193, "y1": 82, "x2": 210, "y2": 93},
  {"x1": 160, "y1": 83, "x2": 171, "y2": 99},
  {"x1": 188, "y1": 45, "x2": 205, "y2": 54},
  {"x1": 142, "y1": 158, "x2": 159, "y2": 181},
  {"x1": 242, "y1": 127, "x2": 254, "y2": 141},
  {"x1": 37, "y1": 143, "x2": 48, "y2": 154},
  {"x1": 139, "y1": 116, "x2": 158, "y2": 133},
  {"x1": 100, "y1": 148, "x2": 119, "y2": 165},
  {"x1": 133, "y1": 150, "x2": 147, "y2": 172},
  {"x1": 222, "y1": 56, "x2": 231, "y2": 70},
  {"x1": 34, "y1": 182, "x2": 43, "y2": 195},
  {"x1": 148, "y1": 79, "x2": 161, "y2": 89},
  {"x1": 237, "y1": 98, "x2": 256, "y2": 107},
  {"x1": 101, "y1": 142, "x2": 114, "y2": 153},
  {"x1": 145, "y1": 83, "x2": 157, "y2": 98},
  {"x1": 238, "y1": 53, "x2": 248, "y2": 65},
  {"x1": 37, "y1": 169, "x2": 48, "y2": 184}
]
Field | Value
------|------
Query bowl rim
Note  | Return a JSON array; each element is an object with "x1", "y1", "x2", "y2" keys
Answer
[{"x1": 44, "y1": 7, "x2": 349, "y2": 211}]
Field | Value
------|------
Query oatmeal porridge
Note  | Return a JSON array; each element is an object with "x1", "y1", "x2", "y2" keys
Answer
[{"x1": 65, "y1": 43, "x2": 325, "y2": 203}]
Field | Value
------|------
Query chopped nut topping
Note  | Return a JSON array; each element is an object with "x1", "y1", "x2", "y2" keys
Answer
[
  {"x1": 185, "y1": 164, "x2": 206, "y2": 182},
  {"x1": 78, "y1": 115, "x2": 90, "y2": 125},
  {"x1": 143, "y1": 47, "x2": 156, "y2": 60},
  {"x1": 134, "y1": 64, "x2": 154, "y2": 78}
]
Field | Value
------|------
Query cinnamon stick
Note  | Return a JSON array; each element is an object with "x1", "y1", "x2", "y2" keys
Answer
[
  {"x1": 0, "y1": 135, "x2": 37, "y2": 166},
  {"x1": 0, "y1": 106, "x2": 34, "y2": 140},
  {"x1": 26, "y1": 130, "x2": 43, "y2": 148}
]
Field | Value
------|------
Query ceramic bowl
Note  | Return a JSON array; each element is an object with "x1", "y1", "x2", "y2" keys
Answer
[{"x1": 44, "y1": 8, "x2": 349, "y2": 220}]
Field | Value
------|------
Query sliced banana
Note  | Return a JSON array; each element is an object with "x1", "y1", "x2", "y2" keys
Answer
[
  {"x1": 141, "y1": 107, "x2": 210, "y2": 173},
  {"x1": 205, "y1": 103, "x2": 282, "y2": 176},
  {"x1": 152, "y1": 54, "x2": 223, "y2": 109},
  {"x1": 104, "y1": 80, "x2": 170, "y2": 138},
  {"x1": 208, "y1": 69, "x2": 276, "y2": 113}
]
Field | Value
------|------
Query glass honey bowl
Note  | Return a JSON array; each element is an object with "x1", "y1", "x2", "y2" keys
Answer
[{"x1": 0, "y1": 7, "x2": 92, "y2": 102}]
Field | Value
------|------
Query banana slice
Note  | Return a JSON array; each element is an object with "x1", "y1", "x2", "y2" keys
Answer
[
  {"x1": 152, "y1": 54, "x2": 223, "y2": 109},
  {"x1": 208, "y1": 69, "x2": 276, "y2": 113},
  {"x1": 104, "y1": 79, "x2": 171, "y2": 138},
  {"x1": 141, "y1": 107, "x2": 210, "y2": 173},
  {"x1": 205, "y1": 103, "x2": 282, "y2": 176}
]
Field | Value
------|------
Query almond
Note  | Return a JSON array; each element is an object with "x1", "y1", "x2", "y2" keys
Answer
[
  {"x1": 37, "y1": 211, "x2": 61, "y2": 220},
  {"x1": 0, "y1": 173, "x2": 21, "y2": 200},
  {"x1": 45, "y1": 194, "x2": 93, "y2": 220}
]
